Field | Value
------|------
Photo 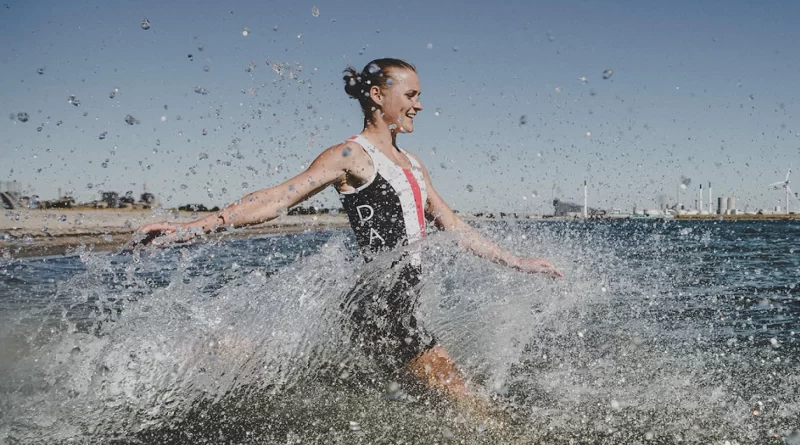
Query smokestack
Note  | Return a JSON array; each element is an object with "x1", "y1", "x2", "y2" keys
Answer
[
  {"x1": 708, "y1": 182, "x2": 712, "y2": 214},
  {"x1": 699, "y1": 184, "x2": 703, "y2": 212},
  {"x1": 583, "y1": 180, "x2": 588, "y2": 219}
]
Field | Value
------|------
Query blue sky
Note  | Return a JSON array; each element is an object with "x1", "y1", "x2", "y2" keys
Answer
[{"x1": 2, "y1": 0, "x2": 799, "y2": 213}]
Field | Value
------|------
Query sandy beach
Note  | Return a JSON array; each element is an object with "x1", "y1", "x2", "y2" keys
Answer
[{"x1": 1, "y1": 208, "x2": 350, "y2": 258}]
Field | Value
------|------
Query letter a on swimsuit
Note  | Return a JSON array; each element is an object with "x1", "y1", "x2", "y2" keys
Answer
[{"x1": 339, "y1": 135, "x2": 427, "y2": 260}]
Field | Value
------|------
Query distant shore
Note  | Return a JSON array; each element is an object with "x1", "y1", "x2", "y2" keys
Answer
[
  {"x1": 0, "y1": 208, "x2": 350, "y2": 258},
  {"x1": 2, "y1": 208, "x2": 798, "y2": 259}
]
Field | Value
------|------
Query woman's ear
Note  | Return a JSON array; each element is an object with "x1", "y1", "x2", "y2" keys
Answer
[{"x1": 369, "y1": 85, "x2": 383, "y2": 107}]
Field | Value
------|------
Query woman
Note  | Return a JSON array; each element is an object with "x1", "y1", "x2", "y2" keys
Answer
[{"x1": 134, "y1": 58, "x2": 562, "y2": 404}]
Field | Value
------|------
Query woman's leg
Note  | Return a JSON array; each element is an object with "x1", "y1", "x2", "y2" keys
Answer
[{"x1": 403, "y1": 344, "x2": 470, "y2": 399}]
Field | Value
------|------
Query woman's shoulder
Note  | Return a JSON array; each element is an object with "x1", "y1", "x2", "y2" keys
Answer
[{"x1": 319, "y1": 139, "x2": 364, "y2": 158}]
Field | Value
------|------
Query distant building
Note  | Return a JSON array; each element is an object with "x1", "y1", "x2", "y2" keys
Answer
[
  {"x1": 101, "y1": 192, "x2": 120, "y2": 208},
  {"x1": 553, "y1": 198, "x2": 602, "y2": 217},
  {"x1": 0, "y1": 181, "x2": 22, "y2": 210}
]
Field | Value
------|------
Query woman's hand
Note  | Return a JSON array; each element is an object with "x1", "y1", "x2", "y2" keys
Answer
[
  {"x1": 129, "y1": 222, "x2": 201, "y2": 248},
  {"x1": 513, "y1": 257, "x2": 563, "y2": 279}
]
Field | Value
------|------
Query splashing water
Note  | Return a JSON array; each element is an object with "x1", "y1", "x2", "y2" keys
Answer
[{"x1": 1, "y1": 221, "x2": 798, "y2": 443}]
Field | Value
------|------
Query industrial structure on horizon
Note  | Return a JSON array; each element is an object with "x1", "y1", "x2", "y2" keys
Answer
[{"x1": 553, "y1": 173, "x2": 798, "y2": 219}]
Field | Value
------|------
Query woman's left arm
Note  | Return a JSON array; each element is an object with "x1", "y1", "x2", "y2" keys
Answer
[{"x1": 413, "y1": 155, "x2": 563, "y2": 279}]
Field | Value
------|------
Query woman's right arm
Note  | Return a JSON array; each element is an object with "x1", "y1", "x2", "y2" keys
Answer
[{"x1": 133, "y1": 142, "x2": 359, "y2": 245}]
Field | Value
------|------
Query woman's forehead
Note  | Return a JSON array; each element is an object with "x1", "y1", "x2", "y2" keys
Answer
[{"x1": 389, "y1": 69, "x2": 419, "y2": 87}]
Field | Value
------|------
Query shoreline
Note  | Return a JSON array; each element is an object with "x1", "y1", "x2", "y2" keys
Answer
[
  {"x1": 2, "y1": 208, "x2": 798, "y2": 259},
  {"x1": 1, "y1": 209, "x2": 350, "y2": 259}
]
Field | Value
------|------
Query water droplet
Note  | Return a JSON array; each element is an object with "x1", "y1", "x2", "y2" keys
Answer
[
  {"x1": 59, "y1": 215, "x2": 67, "y2": 222},
  {"x1": 160, "y1": 115, "x2": 167, "y2": 122},
  {"x1": 180, "y1": 184, "x2": 188, "y2": 190},
  {"x1": 388, "y1": 123, "x2": 397, "y2": 130},
  {"x1": 37, "y1": 67, "x2": 44, "y2": 75},
  {"x1": 101, "y1": 161, "x2": 108, "y2": 168},
  {"x1": 68, "y1": 95, "x2": 80, "y2": 106},
  {"x1": 194, "y1": 86, "x2": 209, "y2": 95},
  {"x1": 519, "y1": 115, "x2": 528, "y2": 125},
  {"x1": 187, "y1": 54, "x2": 194, "y2": 61},
  {"x1": 56, "y1": 120, "x2": 63, "y2": 126},
  {"x1": 155, "y1": 139, "x2": 161, "y2": 146},
  {"x1": 98, "y1": 131, "x2": 107, "y2": 140},
  {"x1": 241, "y1": 182, "x2": 249, "y2": 189},
  {"x1": 197, "y1": 43, "x2": 204, "y2": 51},
  {"x1": 109, "y1": 90, "x2": 116, "y2": 99},
  {"x1": 578, "y1": 76, "x2": 588, "y2": 83},
  {"x1": 202, "y1": 129, "x2": 208, "y2": 136},
  {"x1": 586, "y1": 131, "x2": 591, "y2": 137},
  {"x1": 140, "y1": 18, "x2": 151, "y2": 30},
  {"x1": 242, "y1": 26, "x2": 249, "y2": 36},
  {"x1": 466, "y1": 184, "x2": 474, "y2": 192},
  {"x1": 426, "y1": 42, "x2": 433, "y2": 49},
  {"x1": 86, "y1": 183, "x2": 93, "y2": 189},
  {"x1": 191, "y1": 212, "x2": 198, "y2": 219},
  {"x1": 602, "y1": 69, "x2": 614, "y2": 79},
  {"x1": 36, "y1": 126, "x2": 42, "y2": 132},
  {"x1": 273, "y1": 24, "x2": 279, "y2": 31},
  {"x1": 329, "y1": 208, "x2": 339, "y2": 216},
  {"x1": 198, "y1": 152, "x2": 209, "y2": 160},
  {"x1": 434, "y1": 108, "x2": 441, "y2": 116},
  {"x1": 348, "y1": 421, "x2": 361, "y2": 431},
  {"x1": 16, "y1": 112, "x2": 29, "y2": 122},
  {"x1": 311, "y1": 5, "x2": 320, "y2": 17},
  {"x1": 203, "y1": 65, "x2": 210, "y2": 72},
  {"x1": 124, "y1": 114, "x2": 138, "y2": 125}
]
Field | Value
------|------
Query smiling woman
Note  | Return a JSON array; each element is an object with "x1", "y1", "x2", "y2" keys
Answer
[{"x1": 132, "y1": 57, "x2": 561, "y2": 412}]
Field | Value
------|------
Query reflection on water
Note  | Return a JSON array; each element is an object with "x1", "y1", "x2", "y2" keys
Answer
[{"x1": 1, "y1": 221, "x2": 798, "y2": 443}]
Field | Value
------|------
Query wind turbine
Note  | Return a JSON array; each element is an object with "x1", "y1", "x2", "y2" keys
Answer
[{"x1": 769, "y1": 165, "x2": 793, "y2": 213}]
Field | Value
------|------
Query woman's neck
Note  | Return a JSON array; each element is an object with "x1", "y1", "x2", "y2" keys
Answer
[{"x1": 361, "y1": 117, "x2": 398, "y2": 150}]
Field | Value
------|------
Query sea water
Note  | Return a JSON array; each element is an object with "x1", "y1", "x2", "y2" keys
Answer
[{"x1": 0, "y1": 220, "x2": 798, "y2": 444}]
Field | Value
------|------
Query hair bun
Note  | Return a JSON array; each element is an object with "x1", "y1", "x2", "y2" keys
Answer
[{"x1": 343, "y1": 67, "x2": 363, "y2": 99}]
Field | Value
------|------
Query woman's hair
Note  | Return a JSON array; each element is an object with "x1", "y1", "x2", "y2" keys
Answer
[{"x1": 343, "y1": 58, "x2": 416, "y2": 114}]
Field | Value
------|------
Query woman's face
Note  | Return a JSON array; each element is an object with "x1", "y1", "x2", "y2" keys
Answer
[{"x1": 374, "y1": 68, "x2": 423, "y2": 134}]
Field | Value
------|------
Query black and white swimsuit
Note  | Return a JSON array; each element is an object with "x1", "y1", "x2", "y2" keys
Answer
[
  {"x1": 338, "y1": 135, "x2": 436, "y2": 368},
  {"x1": 339, "y1": 135, "x2": 427, "y2": 262}
]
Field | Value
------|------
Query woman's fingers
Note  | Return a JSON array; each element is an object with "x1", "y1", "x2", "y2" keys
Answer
[
  {"x1": 129, "y1": 222, "x2": 179, "y2": 247},
  {"x1": 518, "y1": 258, "x2": 564, "y2": 279}
]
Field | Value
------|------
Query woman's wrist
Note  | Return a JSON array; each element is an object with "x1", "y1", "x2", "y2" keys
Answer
[{"x1": 499, "y1": 252, "x2": 521, "y2": 269}]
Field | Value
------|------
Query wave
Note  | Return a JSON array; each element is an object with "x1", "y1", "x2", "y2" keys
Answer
[{"x1": 1, "y1": 222, "x2": 798, "y2": 443}]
